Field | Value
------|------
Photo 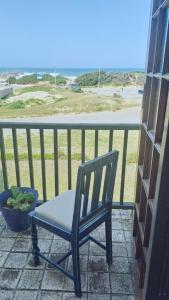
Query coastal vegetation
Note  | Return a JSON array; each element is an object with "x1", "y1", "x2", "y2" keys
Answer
[
  {"x1": 8, "y1": 74, "x2": 38, "y2": 84},
  {"x1": 42, "y1": 74, "x2": 66, "y2": 84},
  {"x1": 8, "y1": 73, "x2": 66, "y2": 85},
  {"x1": 7, "y1": 71, "x2": 144, "y2": 87},
  {"x1": 75, "y1": 71, "x2": 145, "y2": 87}
]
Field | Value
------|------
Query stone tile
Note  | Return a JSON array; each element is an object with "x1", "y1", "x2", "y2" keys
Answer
[
  {"x1": 51, "y1": 239, "x2": 70, "y2": 254},
  {"x1": 79, "y1": 241, "x2": 89, "y2": 255},
  {"x1": 110, "y1": 273, "x2": 134, "y2": 295},
  {"x1": 0, "y1": 226, "x2": 4, "y2": 235},
  {"x1": 0, "y1": 290, "x2": 14, "y2": 300},
  {"x1": 12, "y1": 237, "x2": 32, "y2": 252},
  {"x1": 112, "y1": 243, "x2": 127, "y2": 257},
  {"x1": 112, "y1": 230, "x2": 125, "y2": 243},
  {"x1": 1, "y1": 228, "x2": 18, "y2": 238},
  {"x1": 53, "y1": 234, "x2": 63, "y2": 240},
  {"x1": 112, "y1": 220, "x2": 123, "y2": 230},
  {"x1": 0, "y1": 238, "x2": 15, "y2": 251},
  {"x1": 89, "y1": 242, "x2": 105, "y2": 256},
  {"x1": 38, "y1": 238, "x2": 52, "y2": 253},
  {"x1": 0, "y1": 210, "x2": 137, "y2": 298},
  {"x1": 41, "y1": 270, "x2": 65, "y2": 290},
  {"x1": 88, "y1": 294, "x2": 111, "y2": 300},
  {"x1": 64, "y1": 273, "x2": 87, "y2": 292},
  {"x1": 88, "y1": 272, "x2": 110, "y2": 293},
  {"x1": 111, "y1": 257, "x2": 131, "y2": 274},
  {"x1": 121, "y1": 210, "x2": 133, "y2": 220},
  {"x1": 25, "y1": 253, "x2": 46, "y2": 269},
  {"x1": 0, "y1": 215, "x2": 6, "y2": 226},
  {"x1": 47, "y1": 253, "x2": 67, "y2": 270},
  {"x1": 62, "y1": 292, "x2": 87, "y2": 299},
  {"x1": 67, "y1": 255, "x2": 88, "y2": 272},
  {"x1": 0, "y1": 252, "x2": 8, "y2": 267},
  {"x1": 4, "y1": 252, "x2": 28, "y2": 269},
  {"x1": 13, "y1": 290, "x2": 38, "y2": 300},
  {"x1": 128, "y1": 257, "x2": 139, "y2": 291},
  {"x1": 18, "y1": 228, "x2": 31, "y2": 238},
  {"x1": 111, "y1": 296, "x2": 135, "y2": 300},
  {"x1": 88, "y1": 256, "x2": 108, "y2": 272},
  {"x1": 126, "y1": 243, "x2": 135, "y2": 258},
  {"x1": 38, "y1": 291, "x2": 62, "y2": 300},
  {"x1": 0, "y1": 269, "x2": 21, "y2": 289},
  {"x1": 124, "y1": 231, "x2": 133, "y2": 243},
  {"x1": 91, "y1": 227, "x2": 106, "y2": 241},
  {"x1": 37, "y1": 227, "x2": 53, "y2": 239},
  {"x1": 99, "y1": 222, "x2": 105, "y2": 228},
  {"x1": 122, "y1": 219, "x2": 133, "y2": 231},
  {"x1": 18, "y1": 269, "x2": 43, "y2": 289},
  {"x1": 112, "y1": 210, "x2": 121, "y2": 218}
]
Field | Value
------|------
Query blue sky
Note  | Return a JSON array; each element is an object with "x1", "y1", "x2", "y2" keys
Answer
[{"x1": 0, "y1": 0, "x2": 151, "y2": 68}]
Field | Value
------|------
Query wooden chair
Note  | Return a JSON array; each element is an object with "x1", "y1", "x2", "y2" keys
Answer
[{"x1": 29, "y1": 150, "x2": 119, "y2": 297}]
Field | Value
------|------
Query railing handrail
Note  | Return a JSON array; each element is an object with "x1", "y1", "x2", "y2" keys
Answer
[{"x1": 0, "y1": 121, "x2": 140, "y2": 130}]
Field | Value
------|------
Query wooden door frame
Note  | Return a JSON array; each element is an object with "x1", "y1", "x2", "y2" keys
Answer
[{"x1": 143, "y1": 94, "x2": 169, "y2": 299}]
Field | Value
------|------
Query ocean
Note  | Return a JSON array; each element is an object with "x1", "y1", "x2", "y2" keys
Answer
[{"x1": 0, "y1": 67, "x2": 144, "y2": 77}]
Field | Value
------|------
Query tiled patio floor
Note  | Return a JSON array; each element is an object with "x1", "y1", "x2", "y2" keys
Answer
[{"x1": 0, "y1": 209, "x2": 139, "y2": 300}]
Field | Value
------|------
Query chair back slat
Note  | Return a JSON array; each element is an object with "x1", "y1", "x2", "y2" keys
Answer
[
  {"x1": 102, "y1": 164, "x2": 111, "y2": 203},
  {"x1": 91, "y1": 167, "x2": 103, "y2": 211},
  {"x1": 72, "y1": 151, "x2": 119, "y2": 231},
  {"x1": 82, "y1": 173, "x2": 91, "y2": 218},
  {"x1": 107, "y1": 154, "x2": 118, "y2": 201}
]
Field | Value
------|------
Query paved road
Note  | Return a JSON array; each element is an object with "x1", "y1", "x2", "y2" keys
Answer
[
  {"x1": 82, "y1": 86, "x2": 143, "y2": 100},
  {"x1": 2, "y1": 107, "x2": 141, "y2": 124}
]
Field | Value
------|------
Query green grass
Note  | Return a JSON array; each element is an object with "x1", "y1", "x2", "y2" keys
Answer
[
  {"x1": 0, "y1": 130, "x2": 139, "y2": 202},
  {"x1": 7, "y1": 100, "x2": 26, "y2": 109},
  {"x1": 15, "y1": 84, "x2": 55, "y2": 95},
  {"x1": 6, "y1": 99, "x2": 46, "y2": 110}
]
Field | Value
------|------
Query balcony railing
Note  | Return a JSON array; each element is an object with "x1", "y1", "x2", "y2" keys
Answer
[{"x1": 0, "y1": 122, "x2": 140, "y2": 209}]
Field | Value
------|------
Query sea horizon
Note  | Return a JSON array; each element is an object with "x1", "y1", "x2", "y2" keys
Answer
[{"x1": 0, "y1": 67, "x2": 144, "y2": 77}]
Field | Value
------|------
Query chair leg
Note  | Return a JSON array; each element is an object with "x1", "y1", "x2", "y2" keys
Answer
[
  {"x1": 105, "y1": 211, "x2": 112, "y2": 265},
  {"x1": 31, "y1": 219, "x2": 40, "y2": 266},
  {"x1": 71, "y1": 239, "x2": 81, "y2": 297}
]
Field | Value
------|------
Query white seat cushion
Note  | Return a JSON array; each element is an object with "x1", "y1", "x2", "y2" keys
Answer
[{"x1": 35, "y1": 190, "x2": 77, "y2": 230}]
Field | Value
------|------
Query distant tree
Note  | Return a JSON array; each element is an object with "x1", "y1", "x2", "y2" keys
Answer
[
  {"x1": 16, "y1": 74, "x2": 38, "y2": 84},
  {"x1": 42, "y1": 74, "x2": 54, "y2": 82},
  {"x1": 75, "y1": 72, "x2": 99, "y2": 86},
  {"x1": 76, "y1": 71, "x2": 145, "y2": 87},
  {"x1": 8, "y1": 76, "x2": 16, "y2": 84},
  {"x1": 42, "y1": 74, "x2": 66, "y2": 85},
  {"x1": 54, "y1": 75, "x2": 67, "y2": 85},
  {"x1": 76, "y1": 71, "x2": 113, "y2": 87}
]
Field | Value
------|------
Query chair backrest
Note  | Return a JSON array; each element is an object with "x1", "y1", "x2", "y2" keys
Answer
[{"x1": 72, "y1": 150, "x2": 119, "y2": 232}]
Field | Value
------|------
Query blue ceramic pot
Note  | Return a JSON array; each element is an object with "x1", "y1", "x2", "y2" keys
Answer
[{"x1": 0, "y1": 187, "x2": 38, "y2": 232}]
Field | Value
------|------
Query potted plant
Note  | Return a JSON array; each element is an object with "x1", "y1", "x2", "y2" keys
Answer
[{"x1": 0, "y1": 186, "x2": 38, "y2": 232}]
